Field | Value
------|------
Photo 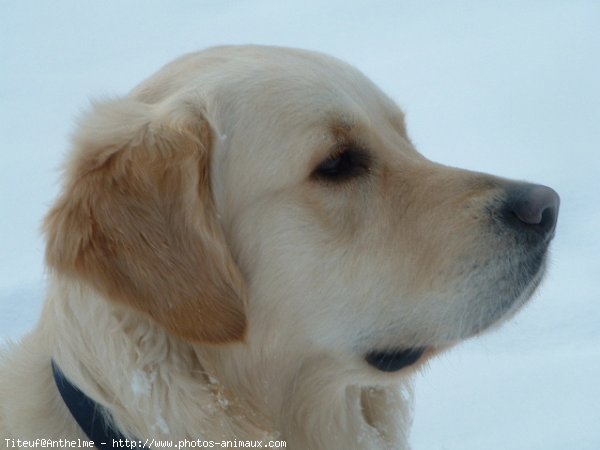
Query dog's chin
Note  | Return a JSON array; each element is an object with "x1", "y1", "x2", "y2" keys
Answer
[
  {"x1": 365, "y1": 347, "x2": 428, "y2": 372},
  {"x1": 466, "y1": 252, "x2": 548, "y2": 338}
]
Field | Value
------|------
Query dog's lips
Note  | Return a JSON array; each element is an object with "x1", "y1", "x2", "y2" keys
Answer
[{"x1": 365, "y1": 347, "x2": 427, "y2": 372}]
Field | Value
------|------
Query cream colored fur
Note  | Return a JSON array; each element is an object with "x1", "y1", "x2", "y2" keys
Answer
[{"x1": 0, "y1": 46, "x2": 554, "y2": 449}]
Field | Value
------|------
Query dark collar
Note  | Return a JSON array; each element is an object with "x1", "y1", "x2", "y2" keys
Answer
[{"x1": 51, "y1": 360, "x2": 148, "y2": 450}]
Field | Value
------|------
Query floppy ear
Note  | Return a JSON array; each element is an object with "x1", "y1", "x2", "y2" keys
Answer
[{"x1": 44, "y1": 97, "x2": 247, "y2": 343}]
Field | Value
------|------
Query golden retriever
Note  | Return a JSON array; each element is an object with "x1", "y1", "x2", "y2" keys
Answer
[{"x1": 0, "y1": 45, "x2": 559, "y2": 449}]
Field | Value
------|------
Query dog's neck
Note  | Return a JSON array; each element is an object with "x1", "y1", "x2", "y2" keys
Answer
[
  {"x1": 45, "y1": 275, "x2": 412, "y2": 449},
  {"x1": 46, "y1": 276, "x2": 274, "y2": 442}
]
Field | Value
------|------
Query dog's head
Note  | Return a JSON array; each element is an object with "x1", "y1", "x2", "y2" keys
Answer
[{"x1": 45, "y1": 46, "x2": 558, "y2": 375}]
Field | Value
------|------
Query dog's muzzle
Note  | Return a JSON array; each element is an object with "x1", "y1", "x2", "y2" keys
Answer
[{"x1": 365, "y1": 183, "x2": 559, "y2": 374}]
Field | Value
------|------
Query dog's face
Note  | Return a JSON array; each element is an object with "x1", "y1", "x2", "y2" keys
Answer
[
  {"x1": 195, "y1": 47, "x2": 558, "y2": 374},
  {"x1": 45, "y1": 46, "x2": 558, "y2": 376}
]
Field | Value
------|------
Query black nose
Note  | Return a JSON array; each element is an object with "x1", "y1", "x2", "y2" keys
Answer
[{"x1": 502, "y1": 184, "x2": 560, "y2": 240}]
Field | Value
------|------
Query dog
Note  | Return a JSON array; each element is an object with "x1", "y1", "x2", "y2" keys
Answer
[{"x1": 0, "y1": 45, "x2": 559, "y2": 449}]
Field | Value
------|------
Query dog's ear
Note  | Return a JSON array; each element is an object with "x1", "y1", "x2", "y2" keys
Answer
[{"x1": 44, "y1": 97, "x2": 247, "y2": 343}]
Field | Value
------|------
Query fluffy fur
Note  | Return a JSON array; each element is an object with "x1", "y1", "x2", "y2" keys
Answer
[{"x1": 0, "y1": 46, "x2": 557, "y2": 449}]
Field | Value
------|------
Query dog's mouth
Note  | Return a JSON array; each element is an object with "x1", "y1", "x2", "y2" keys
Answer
[{"x1": 365, "y1": 347, "x2": 427, "y2": 372}]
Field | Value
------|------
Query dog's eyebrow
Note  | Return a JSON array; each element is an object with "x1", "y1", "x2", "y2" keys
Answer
[{"x1": 328, "y1": 119, "x2": 360, "y2": 145}]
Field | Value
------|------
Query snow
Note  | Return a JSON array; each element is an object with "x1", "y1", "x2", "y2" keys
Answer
[
  {"x1": 131, "y1": 369, "x2": 156, "y2": 398},
  {"x1": 153, "y1": 414, "x2": 170, "y2": 436},
  {"x1": 1, "y1": 1, "x2": 598, "y2": 449}
]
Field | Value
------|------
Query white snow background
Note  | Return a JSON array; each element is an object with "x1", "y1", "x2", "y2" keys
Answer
[{"x1": 1, "y1": 1, "x2": 599, "y2": 449}]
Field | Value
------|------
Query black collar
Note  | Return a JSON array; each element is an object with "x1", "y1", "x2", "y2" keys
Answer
[{"x1": 51, "y1": 360, "x2": 148, "y2": 450}]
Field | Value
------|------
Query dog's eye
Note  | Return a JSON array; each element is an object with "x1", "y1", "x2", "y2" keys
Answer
[{"x1": 313, "y1": 148, "x2": 371, "y2": 182}]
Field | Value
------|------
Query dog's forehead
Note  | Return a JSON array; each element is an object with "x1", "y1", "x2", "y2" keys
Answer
[
  {"x1": 157, "y1": 47, "x2": 396, "y2": 123},
  {"x1": 206, "y1": 48, "x2": 406, "y2": 153}
]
